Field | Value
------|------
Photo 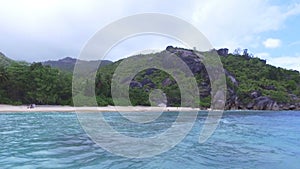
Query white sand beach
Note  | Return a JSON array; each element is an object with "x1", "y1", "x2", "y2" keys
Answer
[{"x1": 0, "y1": 104, "x2": 201, "y2": 113}]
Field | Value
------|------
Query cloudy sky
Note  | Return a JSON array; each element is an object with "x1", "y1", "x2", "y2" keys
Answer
[{"x1": 1, "y1": 0, "x2": 300, "y2": 71}]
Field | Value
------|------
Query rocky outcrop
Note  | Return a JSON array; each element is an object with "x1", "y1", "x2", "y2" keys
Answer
[
  {"x1": 289, "y1": 105, "x2": 296, "y2": 110},
  {"x1": 166, "y1": 46, "x2": 205, "y2": 74},
  {"x1": 130, "y1": 81, "x2": 142, "y2": 88},
  {"x1": 217, "y1": 48, "x2": 229, "y2": 57},
  {"x1": 162, "y1": 78, "x2": 173, "y2": 87},
  {"x1": 129, "y1": 78, "x2": 156, "y2": 88},
  {"x1": 282, "y1": 94, "x2": 300, "y2": 110},
  {"x1": 144, "y1": 68, "x2": 156, "y2": 76},
  {"x1": 149, "y1": 90, "x2": 167, "y2": 107},
  {"x1": 247, "y1": 96, "x2": 279, "y2": 110},
  {"x1": 141, "y1": 78, "x2": 156, "y2": 88},
  {"x1": 128, "y1": 46, "x2": 300, "y2": 110},
  {"x1": 280, "y1": 103, "x2": 300, "y2": 110},
  {"x1": 250, "y1": 91, "x2": 261, "y2": 98},
  {"x1": 165, "y1": 47, "x2": 285, "y2": 110},
  {"x1": 225, "y1": 88, "x2": 239, "y2": 110},
  {"x1": 225, "y1": 70, "x2": 239, "y2": 86}
]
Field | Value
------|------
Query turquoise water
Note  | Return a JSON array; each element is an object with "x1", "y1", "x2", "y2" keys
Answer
[{"x1": 0, "y1": 111, "x2": 300, "y2": 168}]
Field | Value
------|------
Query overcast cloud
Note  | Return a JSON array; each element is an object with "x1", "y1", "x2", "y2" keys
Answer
[{"x1": 0, "y1": 0, "x2": 300, "y2": 70}]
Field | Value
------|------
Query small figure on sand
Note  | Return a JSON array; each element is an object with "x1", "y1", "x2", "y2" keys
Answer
[{"x1": 27, "y1": 104, "x2": 36, "y2": 109}]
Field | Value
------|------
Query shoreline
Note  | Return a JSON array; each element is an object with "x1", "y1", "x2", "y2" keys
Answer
[
  {"x1": 0, "y1": 104, "x2": 202, "y2": 113},
  {"x1": 0, "y1": 104, "x2": 298, "y2": 113}
]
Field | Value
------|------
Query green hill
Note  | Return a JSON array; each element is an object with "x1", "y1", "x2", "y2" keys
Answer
[
  {"x1": 42, "y1": 57, "x2": 112, "y2": 72},
  {"x1": 0, "y1": 47, "x2": 299, "y2": 110},
  {"x1": 94, "y1": 46, "x2": 300, "y2": 110},
  {"x1": 0, "y1": 52, "x2": 15, "y2": 67}
]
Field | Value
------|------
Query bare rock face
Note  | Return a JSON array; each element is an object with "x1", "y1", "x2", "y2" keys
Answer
[
  {"x1": 248, "y1": 96, "x2": 279, "y2": 110},
  {"x1": 141, "y1": 78, "x2": 156, "y2": 88},
  {"x1": 130, "y1": 81, "x2": 142, "y2": 88},
  {"x1": 289, "y1": 105, "x2": 296, "y2": 110},
  {"x1": 225, "y1": 70, "x2": 239, "y2": 86},
  {"x1": 165, "y1": 46, "x2": 205, "y2": 74},
  {"x1": 144, "y1": 68, "x2": 156, "y2": 76},
  {"x1": 217, "y1": 48, "x2": 229, "y2": 57},
  {"x1": 149, "y1": 89, "x2": 167, "y2": 107},
  {"x1": 225, "y1": 88, "x2": 238, "y2": 109},
  {"x1": 250, "y1": 91, "x2": 261, "y2": 99},
  {"x1": 162, "y1": 78, "x2": 173, "y2": 87},
  {"x1": 126, "y1": 46, "x2": 299, "y2": 110}
]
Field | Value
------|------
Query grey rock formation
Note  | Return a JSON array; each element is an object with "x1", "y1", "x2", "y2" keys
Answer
[
  {"x1": 162, "y1": 78, "x2": 173, "y2": 87},
  {"x1": 141, "y1": 78, "x2": 156, "y2": 88},
  {"x1": 225, "y1": 70, "x2": 239, "y2": 86},
  {"x1": 130, "y1": 81, "x2": 142, "y2": 88},
  {"x1": 248, "y1": 96, "x2": 279, "y2": 110},
  {"x1": 250, "y1": 91, "x2": 261, "y2": 99},
  {"x1": 289, "y1": 105, "x2": 296, "y2": 110},
  {"x1": 217, "y1": 48, "x2": 229, "y2": 57}
]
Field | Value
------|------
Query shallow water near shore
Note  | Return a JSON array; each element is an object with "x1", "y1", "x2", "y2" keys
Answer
[{"x1": 0, "y1": 111, "x2": 299, "y2": 168}]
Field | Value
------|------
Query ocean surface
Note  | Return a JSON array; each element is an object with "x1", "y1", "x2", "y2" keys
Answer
[{"x1": 0, "y1": 111, "x2": 299, "y2": 169}]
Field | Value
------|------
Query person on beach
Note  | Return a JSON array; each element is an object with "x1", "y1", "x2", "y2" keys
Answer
[{"x1": 27, "y1": 104, "x2": 36, "y2": 109}]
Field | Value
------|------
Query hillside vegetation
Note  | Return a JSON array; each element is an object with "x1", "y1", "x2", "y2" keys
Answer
[
  {"x1": 0, "y1": 52, "x2": 15, "y2": 67},
  {"x1": 0, "y1": 47, "x2": 299, "y2": 110},
  {"x1": 42, "y1": 57, "x2": 112, "y2": 72},
  {"x1": 94, "y1": 47, "x2": 300, "y2": 110}
]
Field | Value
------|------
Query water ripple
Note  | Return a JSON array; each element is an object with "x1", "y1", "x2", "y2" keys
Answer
[{"x1": 0, "y1": 111, "x2": 300, "y2": 168}]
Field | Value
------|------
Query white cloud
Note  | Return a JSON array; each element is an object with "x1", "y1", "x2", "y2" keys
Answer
[
  {"x1": 0, "y1": 0, "x2": 194, "y2": 61},
  {"x1": 255, "y1": 52, "x2": 270, "y2": 58},
  {"x1": 257, "y1": 53, "x2": 300, "y2": 71},
  {"x1": 263, "y1": 38, "x2": 281, "y2": 48},
  {"x1": 268, "y1": 56, "x2": 300, "y2": 71},
  {"x1": 288, "y1": 40, "x2": 300, "y2": 47},
  {"x1": 191, "y1": 0, "x2": 300, "y2": 50},
  {"x1": 0, "y1": 0, "x2": 131, "y2": 61},
  {"x1": 0, "y1": 0, "x2": 300, "y2": 63}
]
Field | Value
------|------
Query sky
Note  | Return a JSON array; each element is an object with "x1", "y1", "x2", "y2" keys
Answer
[{"x1": 0, "y1": 0, "x2": 300, "y2": 71}]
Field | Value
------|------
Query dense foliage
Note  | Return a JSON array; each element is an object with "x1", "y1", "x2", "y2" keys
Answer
[
  {"x1": 42, "y1": 57, "x2": 112, "y2": 72},
  {"x1": 0, "y1": 49, "x2": 299, "y2": 109},
  {"x1": 221, "y1": 54, "x2": 300, "y2": 104},
  {"x1": 0, "y1": 52, "x2": 15, "y2": 67},
  {"x1": 0, "y1": 62, "x2": 72, "y2": 105},
  {"x1": 94, "y1": 51, "x2": 300, "y2": 108}
]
